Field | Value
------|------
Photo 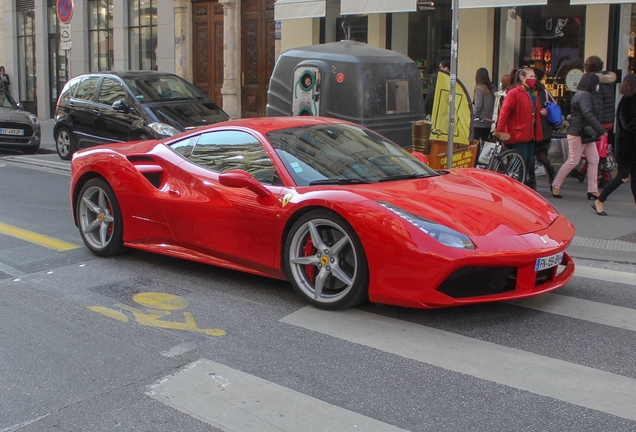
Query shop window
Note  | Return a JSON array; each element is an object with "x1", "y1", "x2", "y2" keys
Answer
[
  {"x1": 629, "y1": 5, "x2": 636, "y2": 73},
  {"x1": 88, "y1": 0, "x2": 114, "y2": 72},
  {"x1": 48, "y1": 0, "x2": 69, "y2": 114},
  {"x1": 336, "y1": 15, "x2": 368, "y2": 42},
  {"x1": 129, "y1": 0, "x2": 158, "y2": 71},
  {"x1": 516, "y1": 0, "x2": 586, "y2": 112},
  {"x1": 406, "y1": 0, "x2": 452, "y2": 99}
]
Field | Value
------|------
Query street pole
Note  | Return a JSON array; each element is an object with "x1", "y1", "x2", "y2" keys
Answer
[{"x1": 446, "y1": 0, "x2": 460, "y2": 168}]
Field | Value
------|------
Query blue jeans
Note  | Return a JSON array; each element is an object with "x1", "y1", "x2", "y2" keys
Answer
[{"x1": 506, "y1": 141, "x2": 535, "y2": 181}]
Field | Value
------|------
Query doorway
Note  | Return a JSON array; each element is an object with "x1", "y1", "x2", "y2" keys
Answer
[
  {"x1": 192, "y1": 0, "x2": 224, "y2": 108},
  {"x1": 240, "y1": 0, "x2": 275, "y2": 118}
]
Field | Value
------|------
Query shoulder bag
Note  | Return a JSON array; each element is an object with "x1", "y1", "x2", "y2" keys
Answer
[
  {"x1": 545, "y1": 90, "x2": 563, "y2": 128},
  {"x1": 580, "y1": 125, "x2": 600, "y2": 144}
]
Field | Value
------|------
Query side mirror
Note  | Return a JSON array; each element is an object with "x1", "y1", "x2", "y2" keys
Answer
[
  {"x1": 112, "y1": 100, "x2": 130, "y2": 113},
  {"x1": 219, "y1": 169, "x2": 272, "y2": 198},
  {"x1": 16, "y1": 102, "x2": 22, "y2": 109}
]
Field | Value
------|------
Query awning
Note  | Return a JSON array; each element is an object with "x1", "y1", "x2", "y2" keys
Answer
[
  {"x1": 569, "y1": 0, "x2": 632, "y2": 4},
  {"x1": 340, "y1": 0, "x2": 418, "y2": 15},
  {"x1": 459, "y1": 0, "x2": 547, "y2": 8},
  {"x1": 275, "y1": 0, "x2": 327, "y2": 20}
]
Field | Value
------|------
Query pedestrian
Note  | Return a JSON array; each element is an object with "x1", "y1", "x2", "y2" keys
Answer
[
  {"x1": 490, "y1": 74, "x2": 510, "y2": 135},
  {"x1": 495, "y1": 67, "x2": 545, "y2": 185},
  {"x1": 573, "y1": 56, "x2": 617, "y2": 186},
  {"x1": 551, "y1": 73, "x2": 606, "y2": 199},
  {"x1": 0, "y1": 66, "x2": 9, "y2": 92},
  {"x1": 424, "y1": 59, "x2": 450, "y2": 120},
  {"x1": 527, "y1": 67, "x2": 558, "y2": 189},
  {"x1": 592, "y1": 73, "x2": 636, "y2": 216},
  {"x1": 472, "y1": 67, "x2": 495, "y2": 143}
]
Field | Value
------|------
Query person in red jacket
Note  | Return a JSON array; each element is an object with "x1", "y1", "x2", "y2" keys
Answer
[{"x1": 495, "y1": 68, "x2": 546, "y2": 184}]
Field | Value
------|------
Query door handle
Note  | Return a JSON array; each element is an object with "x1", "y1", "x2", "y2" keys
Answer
[
  {"x1": 93, "y1": 109, "x2": 101, "y2": 115},
  {"x1": 242, "y1": 72, "x2": 245, "y2": 87},
  {"x1": 168, "y1": 189, "x2": 181, "y2": 197}
]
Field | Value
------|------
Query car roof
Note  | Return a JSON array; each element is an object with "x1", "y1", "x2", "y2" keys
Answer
[{"x1": 73, "y1": 71, "x2": 179, "y2": 79}]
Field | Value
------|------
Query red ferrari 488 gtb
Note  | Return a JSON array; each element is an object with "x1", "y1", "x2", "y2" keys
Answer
[{"x1": 70, "y1": 117, "x2": 575, "y2": 310}]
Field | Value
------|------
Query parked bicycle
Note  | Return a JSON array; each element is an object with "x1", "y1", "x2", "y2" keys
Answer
[{"x1": 474, "y1": 118, "x2": 526, "y2": 183}]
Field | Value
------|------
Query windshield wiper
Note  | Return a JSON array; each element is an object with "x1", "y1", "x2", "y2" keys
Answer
[
  {"x1": 378, "y1": 173, "x2": 429, "y2": 182},
  {"x1": 309, "y1": 178, "x2": 375, "y2": 186}
]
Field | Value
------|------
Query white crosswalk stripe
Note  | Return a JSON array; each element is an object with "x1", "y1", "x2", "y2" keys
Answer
[{"x1": 149, "y1": 265, "x2": 636, "y2": 429}]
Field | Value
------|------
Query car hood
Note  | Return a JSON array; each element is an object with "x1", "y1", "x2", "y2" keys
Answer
[
  {"x1": 0, "y1": 108, "x2": 35, "y2": 123},
  {"x1": 144, "y1": 102, "x2": 229, "y2": 131},
  {"x1": 349, "y1": 169, "x2": 561, "y2": 237}
]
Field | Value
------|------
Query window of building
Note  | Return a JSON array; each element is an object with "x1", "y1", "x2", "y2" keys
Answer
[
  {"x1": 88, "y1": 0, "x2": 114, "y2": 71},
  {"x1": 129, "y1": 0, "x2": 158, "y2": 71},
  {"x1": 48, "y1": 0, "x2": 69, "y2": 114},
  {"x1": 516, "y1": 0, "x2": 586, "y2": 110},
  {"x1": 628, "y1": 4, "x2": 636, "y2": 73},
  {"x1": 336, "y1": 15, "x2": 368, "y2": 42},
  {"x1": 16, "y1": 0, "x2": 36, "y2": 111}
]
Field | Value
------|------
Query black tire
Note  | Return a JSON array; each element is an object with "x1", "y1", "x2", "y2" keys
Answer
[
  {"x1": 56, "y1": 127, "x2": 76, "y2": 160},
  {"x1": 76, "y1": 178, "x2": 126, "y2": 257},
  {"x1": 283, "y1": 209, "x2": 369, "y2": 310},
  {"x1": 493, "y1": 149, "x2": 526, "y2": 182}
]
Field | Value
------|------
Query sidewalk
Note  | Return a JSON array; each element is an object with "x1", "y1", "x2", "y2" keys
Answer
[{"x1": 29, "y1": 119, "x2": 636, "y2": 264}]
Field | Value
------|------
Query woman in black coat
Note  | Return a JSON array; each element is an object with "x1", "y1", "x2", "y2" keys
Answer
[
  {"x1": 551, "y1": 73, "x2": 606, "y2": 199},
  {"x1": 593, "y1": 74, "x2": 636, "y2": 215}
]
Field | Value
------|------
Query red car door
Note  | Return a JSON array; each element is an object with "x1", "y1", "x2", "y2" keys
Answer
[{"x1": 160, "y1": 130, "x2": 284, "y2": 270}]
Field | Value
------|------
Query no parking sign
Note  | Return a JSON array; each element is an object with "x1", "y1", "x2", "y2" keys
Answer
[{"x1": 56, "y1": 0, "x2": 73, "y2": 24}]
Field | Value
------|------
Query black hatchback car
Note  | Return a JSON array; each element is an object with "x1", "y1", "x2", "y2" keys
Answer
[{"x1": 53, "y1": 71, "x2": 229, "y2": 159}]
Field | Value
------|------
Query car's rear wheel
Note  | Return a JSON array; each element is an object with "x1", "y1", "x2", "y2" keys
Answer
[
  {"x1": 76, "y1": 178, "x2": 126, "y2": 257},
  {"x1": 56, "y1": 128, "x2": 75, "y2": 160},
  {"x1": 284, "y1": 210, "x2": 369, "y2": 310}
]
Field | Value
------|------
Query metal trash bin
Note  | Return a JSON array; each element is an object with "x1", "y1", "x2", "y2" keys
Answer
[{"x1": 412, "y1": 120, "x2": 431, "y2": 154}]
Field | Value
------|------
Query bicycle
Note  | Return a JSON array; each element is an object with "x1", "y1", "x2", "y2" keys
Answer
[{"x1": 474, "y1": 119, "x2": 526, "y2": 183}]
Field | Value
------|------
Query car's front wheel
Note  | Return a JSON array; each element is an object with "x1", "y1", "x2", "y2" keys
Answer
[
  {"x1": 56, "y1": 128, "x2": 75, "y2": 160},
  {"x1": 284, "y1": 210, "x2": 369, "y2": 310},
  {"x1": 76, "y1": 178, "x2": 126, "y2": 257}
]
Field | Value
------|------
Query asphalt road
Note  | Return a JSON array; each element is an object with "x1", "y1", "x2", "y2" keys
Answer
[{"x1": 1, "y1": 148, "x2": 636, "y2": 431}]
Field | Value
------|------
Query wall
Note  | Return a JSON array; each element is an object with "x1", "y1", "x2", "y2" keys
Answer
[
  {"x1": 280, "y1": 19, "x2": 321, "y2": 53},
  {"x1": 584, "y1": 4, "x2": 609, "y2": 64},
  {"x1": 458, "y1": 8, "x2": 496, "y2": 98}
]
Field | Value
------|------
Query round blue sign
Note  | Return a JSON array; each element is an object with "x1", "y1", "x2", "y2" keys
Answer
[{"x1": 56, "y1": 0, "x2": 73, "y2": 24}]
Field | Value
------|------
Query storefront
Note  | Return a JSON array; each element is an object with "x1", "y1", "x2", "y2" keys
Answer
[{"x1": 277, "y1": 0, "x2": 633, "y2": 118}]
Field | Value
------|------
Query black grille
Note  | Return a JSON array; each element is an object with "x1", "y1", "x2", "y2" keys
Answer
[
  {"x1": 535, "y1": 267, "x2": 554, "y2": 286},
  {"x1": 0, "y1": 122, "x2": 34, "y2": 136},
  {"x1": 437, "y1": 266, "x2": 517, "y2": 299}
]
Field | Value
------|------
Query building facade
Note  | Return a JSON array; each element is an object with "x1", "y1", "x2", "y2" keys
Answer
[{"x1": 0, "y1": 0, "x2": 634, "y2": 120}]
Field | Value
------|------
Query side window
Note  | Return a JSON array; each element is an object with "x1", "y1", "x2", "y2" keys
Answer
[
  {"x1": 169, "y1": 136, "x2": 197, "y2": 159},
  {"x1": 60, "y1": 77, "x2": 81, "y2": 102},
  {"x1": 189, "y1": 131, "x2": 280, "y2": 185},
  {"x1": 75, "y1": 76, "x2": 100, "y2": 101},
  {"x1": 98, "y1": 78, "x2": 127, "y2": 105}
]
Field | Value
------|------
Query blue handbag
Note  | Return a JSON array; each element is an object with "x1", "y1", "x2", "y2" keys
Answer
[{"x1": 545, "y1": 90, "x2": 563, "y2": 128}]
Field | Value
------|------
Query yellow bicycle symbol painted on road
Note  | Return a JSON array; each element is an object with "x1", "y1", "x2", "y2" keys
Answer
[{"x1": 88, "y1": 292, "x2": 226, "y2": 336}]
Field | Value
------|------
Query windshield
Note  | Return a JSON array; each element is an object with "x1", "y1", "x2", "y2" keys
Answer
[
  {"x1": 123, "y1": 75, "x2": 206, "y2": 103},
  {"x1": 0, "y1": 90, "x2": 17, "y2": 109},
  {"x1": 266, "y1": 124, "x2": 438, "y2": 186}
]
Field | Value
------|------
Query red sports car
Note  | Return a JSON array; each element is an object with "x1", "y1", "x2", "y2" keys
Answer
[{"x1": 70, "y1": 117, "x2": 575, "y2": 310}]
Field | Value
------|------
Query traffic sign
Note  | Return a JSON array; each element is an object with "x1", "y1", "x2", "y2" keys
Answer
[{"x1": 56, "y1": 0, "x2": 73, "y2": 24}]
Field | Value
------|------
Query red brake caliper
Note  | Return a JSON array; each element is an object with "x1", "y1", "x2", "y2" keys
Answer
[{"x1": 303, "y1": 236, "x2": 316, "y2": 283}]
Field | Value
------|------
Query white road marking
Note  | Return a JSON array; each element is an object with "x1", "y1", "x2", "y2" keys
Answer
[
  {"x1": 146, "y1": 359, "x2": 407, "y2": 432},
  {"x1": 510, "y1": 293, "x2": 636, "y2": 331},
  {"x1": 2, "y1": 414, "x2": 50, "y2": 432},
  {"x1": 281, "y1": 307, "x2": 636, "y2": 422},
  {"x1": 575, "y1": 265, "x2": 636, "y2": 286},
  {"x1": 160, "y1": 340, "x2": 202, "y2": 358}
]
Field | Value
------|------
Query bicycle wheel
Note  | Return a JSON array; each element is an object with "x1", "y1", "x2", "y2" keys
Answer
[{"x1": 492, "y1": 149, "x2": 526, "y2": 182}]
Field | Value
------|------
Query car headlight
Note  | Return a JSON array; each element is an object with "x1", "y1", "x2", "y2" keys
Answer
[
  {"x1": 148, "y1": 122, "x2": 180, "y2": 137},
  {"x1": 378, "y1": 201, "x2": 475, "y2": 250},
  {"x1": 28, "y1": 114, "x2": 39, "y2": 124}
]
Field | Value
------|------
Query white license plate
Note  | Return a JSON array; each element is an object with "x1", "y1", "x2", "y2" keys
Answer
[
  {"x1": 535, "y1": 252, "x2": 563, "y2": 272},
  {"x1": 0, "y1": 128, "x2": 24, "y2": 136}
]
